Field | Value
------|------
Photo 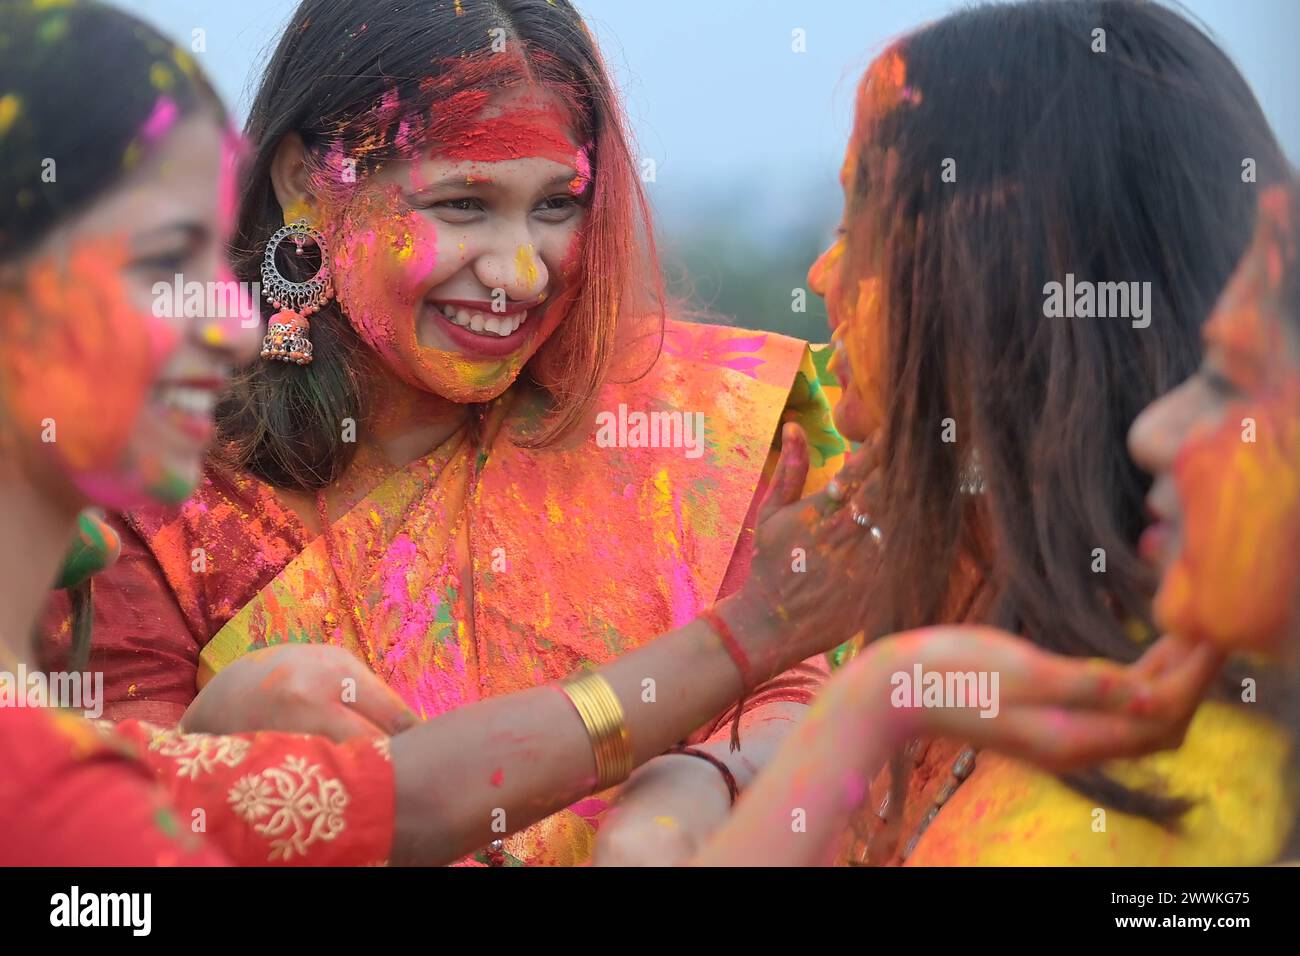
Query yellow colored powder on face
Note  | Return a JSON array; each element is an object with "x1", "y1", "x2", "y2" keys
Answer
[
  {"x1": 514, "y1": 243, "x2": 539, "y2": 290},
  {"x1": 395, "y1": 231, "x2": 416, "y2": 261}
]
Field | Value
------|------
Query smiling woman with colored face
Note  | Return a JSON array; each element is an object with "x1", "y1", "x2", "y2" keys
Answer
[
  {"x1": 1127, "y1": 181, "x2": 1300, "y2": 858},
  {"x1": 40, "y1": 0, "x2": 879, "y2": 867},
  {"x1": 0, "y1": 0, "x2": 379, "y2": 866},
  {"x1": 1131, "y1": 184, "x2": 1300, "y2": 660},
  {"x1": 295, "y1": 83, "x2": 588, "y2": 404},
  {"x1": 695, "y1": 185, "x2": 1300, "y2": 870}
]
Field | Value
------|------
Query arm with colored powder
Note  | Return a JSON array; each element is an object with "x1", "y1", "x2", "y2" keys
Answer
[
  {"x1": 691, "y1": 627, "x2": 1222, "y2": 866},
  {"x1": 164, "y1": 588, "x2": 825, "y2": 867},
  {"x1": 591, "y1": 427, "x2": 858, "y2": 867},
  {"x1": 58, "y1": 587, "x2": 822, "y2": 868},
  {"x1": 591, "y1": 667, "x2": 826, "y2": 867}
]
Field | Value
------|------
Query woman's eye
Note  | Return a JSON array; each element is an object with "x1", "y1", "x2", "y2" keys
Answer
[
  {"x1": 533, "y1": 195, "x2": 582, "y2": 222},
  {"x1": 438, "y1": 198, "x2": 483, "y2": 212},
  {"x1": 420, "y1": 197, "x2": 485, "y2": 221},
  {"x1": 131, "y1": 252, "x2": 189, "y2": 278},
  {"x1": 1200, "y1": 366, "x2": 1243, "y2": 400}
]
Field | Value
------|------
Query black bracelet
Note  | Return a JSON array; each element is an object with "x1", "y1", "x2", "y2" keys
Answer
[{"x1": 667, "y1": 745, "x2": 740, "y2": 805}]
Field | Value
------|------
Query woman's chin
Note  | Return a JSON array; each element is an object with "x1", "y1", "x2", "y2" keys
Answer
[
  {"x1": 832, "y1": 394, "x2": 875, "y2": 444},
  {"x1": 1156, "y1": 563, "x2": 1293, "y2": 658},
  {"x1": 406, "y1": 355, "x2": 526, "y2": 405},
  {"x1": 70, "y1": 461, "x2": 196, "y2": 513},
  {"x1": 149, "y1": 459, "x2": 203, "y2": 505}
]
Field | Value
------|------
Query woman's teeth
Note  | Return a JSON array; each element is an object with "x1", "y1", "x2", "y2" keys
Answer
[
  {"x1": 155, "y1": 385, "x2": 216, "y2": 417},
  {"x1": 439, "y1": 303, "x2": 527, "y2": 337}
]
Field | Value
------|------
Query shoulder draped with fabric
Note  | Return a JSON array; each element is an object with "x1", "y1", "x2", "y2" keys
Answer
[{"x1": 42, "y1": 320, "x2": 847, "y2": 865}]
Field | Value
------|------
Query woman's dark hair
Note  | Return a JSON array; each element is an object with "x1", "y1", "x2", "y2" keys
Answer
[
  {"x1": 221, "y1": 0, "x2": 663, "y2": 490},
  {"x1": 841, "y1": 0, "x2": 1286, "y2": 821},
  {"x1": 0, "y1": 0, "x2": 226, "y2": 262}
]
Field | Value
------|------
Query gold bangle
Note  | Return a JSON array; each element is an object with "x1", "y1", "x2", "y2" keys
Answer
[{"x1": 558, "y1": 671, "x2": 633, "y2": 790}]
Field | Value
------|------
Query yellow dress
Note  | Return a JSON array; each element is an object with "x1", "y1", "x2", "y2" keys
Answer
[{"x1": 906, "y1": 701, "x2": 1293, "y2": 865}]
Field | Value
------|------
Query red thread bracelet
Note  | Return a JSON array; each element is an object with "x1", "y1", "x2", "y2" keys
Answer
[
  {"x1": 699, "y1": 605, "x2": 755, "y2": 691},
  {"x1": 699, "y1": 605, "x2": 754, "y2": 752}
]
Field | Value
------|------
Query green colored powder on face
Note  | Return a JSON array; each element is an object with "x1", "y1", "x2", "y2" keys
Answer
[{"x1": 151, "y1": 470, "x2": 200, "y2": 505}]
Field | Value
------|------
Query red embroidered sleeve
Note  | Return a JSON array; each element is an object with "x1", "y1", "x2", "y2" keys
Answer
[
  {"x1": 112, "y1": 720, "x2": 395, "y2": 866},
  {"x1": 0, "y1": 707, "x2": 228, "y2": 866}
]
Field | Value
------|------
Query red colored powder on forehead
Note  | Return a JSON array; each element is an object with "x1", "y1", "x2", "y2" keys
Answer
[
  {"x1": 431, "y1": 98, "x2": 577, "y2": 165},
  {"x1": 416, "y1": 56, "x2": 579, "y2": 166},
  {"x1": 420, "y1": 50, "x2": 582, "y2": 158},
  {"x1": 310, "y1": 49, "x2": 588, "y2": 196}
]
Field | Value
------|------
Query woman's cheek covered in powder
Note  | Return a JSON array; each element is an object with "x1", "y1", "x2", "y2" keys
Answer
[
  {"x1": 328, "y1": 185, "x2": 440, "y2": 384},
  {"x1": 0, "y1": 237, "x2": 178, "y2": 509},
  {"x1": 1157, "y1": 380, "x2": 1300, "y2": 655},
  {"x1": 1157, "y1": 187, "x2": 1300, "y2": 656}
]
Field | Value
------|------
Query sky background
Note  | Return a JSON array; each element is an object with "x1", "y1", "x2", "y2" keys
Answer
[{"x1": 115, "y1": 0, "x2": 1300, "y2": 336}]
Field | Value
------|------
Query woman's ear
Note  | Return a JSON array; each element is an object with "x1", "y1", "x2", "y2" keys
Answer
[{"x1": 269, "y1": 132, "x2": 314, "y2": 222}]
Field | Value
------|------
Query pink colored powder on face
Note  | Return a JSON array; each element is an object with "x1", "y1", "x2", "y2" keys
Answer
[
  {"x1": 141, "y1": 96, "x2": 180, "y2": 144},
  {"x1": 327, "y1": 185, "x2": 438, "y2": 380},
  {"x1": 570, "y1": 142, "x2": 592, "y2": 196}
]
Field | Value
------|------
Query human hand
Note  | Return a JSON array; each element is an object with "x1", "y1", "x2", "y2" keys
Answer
[{"x1": 181, "y1": 643, "x2": 418, "y2": 742}]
